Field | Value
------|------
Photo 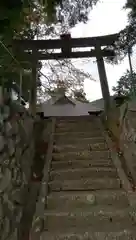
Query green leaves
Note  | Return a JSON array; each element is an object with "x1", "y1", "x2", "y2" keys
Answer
[
  {"x1": 112, "y1": 70, "x2": 136, "y2": 97},
  {"x1": 115, "y1": 0, "x2": 136, "y2": 56},
  {"x1": 0, "y1": 0, "x2": 99, "y2": 104},
  {"x1": 73, "y1": 89, "x2": 89, "y2": 102}
]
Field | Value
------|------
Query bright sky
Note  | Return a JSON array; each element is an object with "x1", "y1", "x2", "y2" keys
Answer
[{"x1": 70, "y1": 0, "x2": 130, "y2": 101}]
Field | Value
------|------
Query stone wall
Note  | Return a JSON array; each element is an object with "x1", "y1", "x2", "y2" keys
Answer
[
  {"x1": 0, "y1": 102, "x2": 34, "y2": 240},
  {"x1": 107, "y1": 100, "x2": 136, "y2": 188}
]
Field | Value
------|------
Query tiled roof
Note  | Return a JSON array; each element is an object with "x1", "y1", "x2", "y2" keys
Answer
[{"x1": 38, "y1": 95, "x2": 103, "y2": 116}]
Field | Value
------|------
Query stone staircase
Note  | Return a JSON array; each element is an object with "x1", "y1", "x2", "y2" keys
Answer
[{"x1": 40, "y1": 116, "x2": 136, "y2": 239}]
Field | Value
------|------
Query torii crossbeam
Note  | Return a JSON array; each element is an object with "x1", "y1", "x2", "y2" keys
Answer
[{"x1": 13, "y1": 33, "x2": 119, "y2": 115}]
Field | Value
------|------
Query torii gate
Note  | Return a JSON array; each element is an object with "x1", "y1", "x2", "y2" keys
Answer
[{"x1": 13, "y1": 33, "x2": 118, "y2": 115}]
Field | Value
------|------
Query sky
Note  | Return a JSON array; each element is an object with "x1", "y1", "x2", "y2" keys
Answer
[{"x1": 70, "y1": 0, "x2": 130, "y2": 101}]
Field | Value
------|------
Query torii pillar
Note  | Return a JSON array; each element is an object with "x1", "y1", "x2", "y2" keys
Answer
[
  {"x1": 60, "y1": 34, "x2": 111, "y2": 113},
  {"x1": 29, "y1": 49, "x2": 38, "y2": 116},
  {"x1": 95, "y1": 44, "x2": 111, "y2": 113}
]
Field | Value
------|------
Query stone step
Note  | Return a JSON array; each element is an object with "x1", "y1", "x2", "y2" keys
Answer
[
  {"x1": 56, "y1": 117, "x2": 100, "y2": 123},
  {"x1": 55, "y1": 124, "x2": 101, "y2": 133},
  {"x1": 52, "y1": 150, "x2": 111, "y2": 161},
  {"x1": 51, "y1": 159, "x2": 114, "y2": 171},
  {"x1": 49, "y1": 178, "x2": 121, "y2": 191},
  {"x1": 56, "y1": 121, "x2": 101, "y2": 128},
  {"x1": 41, "y1": 229, "x2": 136, "y2": 240},
  {"x1": 56, "y1": 116, "x2": 100, "y2": 123},
  {"x1": 53, "y1": 142, "x2": 108, "y2": 153},
  {"x1": 54, "y1": 136, "x2": 105, "y2": 145},
  {"x1": 54, "y1": 131, "x2": 103, "y2": 140},
  {"x1": 50, "y1": 167, "x2": 118, "y2": 181},
  {"x1": 47, "y1": 190, "x2": 129, "y2": 210},
  {"x1": 43, "y1": 207, "x2": 133, "y2": 231}
]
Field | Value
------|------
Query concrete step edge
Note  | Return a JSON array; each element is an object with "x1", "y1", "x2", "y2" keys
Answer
[
  {"x1": 55, "y1": 131, "x2": 102, "y2": 136},
  {"x1": 44, "y1": 206, "x2": 131, "y2": 216},
  {"x1": 40, "y1": 229, "x2": 136, "y2": 239},
  {"x1": 51, "y1": 159, "x2": 113, "y2": 164},
  {"x1": 53, "y1": 150, "x2": 111, "y2": 156},
  {"x1": 47, "y1": 189, "x2": 128, "y2": 198},
  {"x1": 50, "y1": 167, "x2": 117, "y2": 174}
]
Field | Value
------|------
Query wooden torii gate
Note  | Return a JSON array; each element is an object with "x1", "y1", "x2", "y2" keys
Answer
[{"x1": 13, "y1": 33, "x2": 118, "y2": 115}]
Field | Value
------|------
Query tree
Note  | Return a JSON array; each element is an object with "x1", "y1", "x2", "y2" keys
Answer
[
  {"x1": 37, "y1": 59, "x2": 93, "y2": 103},
  {"x1": 112, "y1": 70, "x2": 136, "y2": 97},
  {"x1": 73, "y1": 89, "x2": 89, "y2": 102},
  {"x1": 0, "y1": 0, "x2": 99, "y2": 40},
  {"x1": 39, "y1": 78, "x2": 89, "y2": 103},
  {"x1": 104, "y1": 1, "x2": 136, "y2": 65},
  {"x1": 122, "y1": 0, "x2": 136, "y2": 50},
  {"x1": 109, "y1": 0, "x2": 136, "y2": 62},
  {"x1": 0, "y1": 0, "x2": 98, "y2": 105}
]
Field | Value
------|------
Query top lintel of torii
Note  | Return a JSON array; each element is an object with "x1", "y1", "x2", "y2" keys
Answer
[{"x1": 13, "y1": 33, "x2": 119, "y2": 51}]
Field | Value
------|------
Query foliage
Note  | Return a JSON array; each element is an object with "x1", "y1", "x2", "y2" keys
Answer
[
  {"x1": 45, "y1": 80, "x2": 67, "y2": 99},
  {"x1": 55, "y1": 0, "x2": 98, "y2": 29},
  {"x1": 0, "y1": 0, "x2": 98, "y2": 103},
  {"x1": 73, "y1": 89, "x2": 89, "y2": 102},
  {"x1": 0, "y1": 0, "x2": 99, "y2": 40},
  {"x1": 112, "y1": 70, "x2": 136, "y2": 97},
  {"x1": 124, "y1": 0, "x2": 136, "y2": 49},
  {"x1": 108, "y1": 0, "x2": 136, "y2": 63},
  {"x1": 38, "y1": 78, "x2": 89, "y2": 103},
  {"x1": 37, "y1": 59, "x2": 93, "y2": 102},
  {"x1": 103, "y1": 1, "x2": 136, "y2": 65}
]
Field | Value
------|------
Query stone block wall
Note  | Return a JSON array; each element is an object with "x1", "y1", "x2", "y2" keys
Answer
[
  {"x1": 107, "y1": 100, "x2": 136, "y2": 188},
  {"x1": 0, "y1": 102, "x2": 34, "y2": 240},
  {"x1": 119, "y1": 102, "x2": 136, "y2": 186}
]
